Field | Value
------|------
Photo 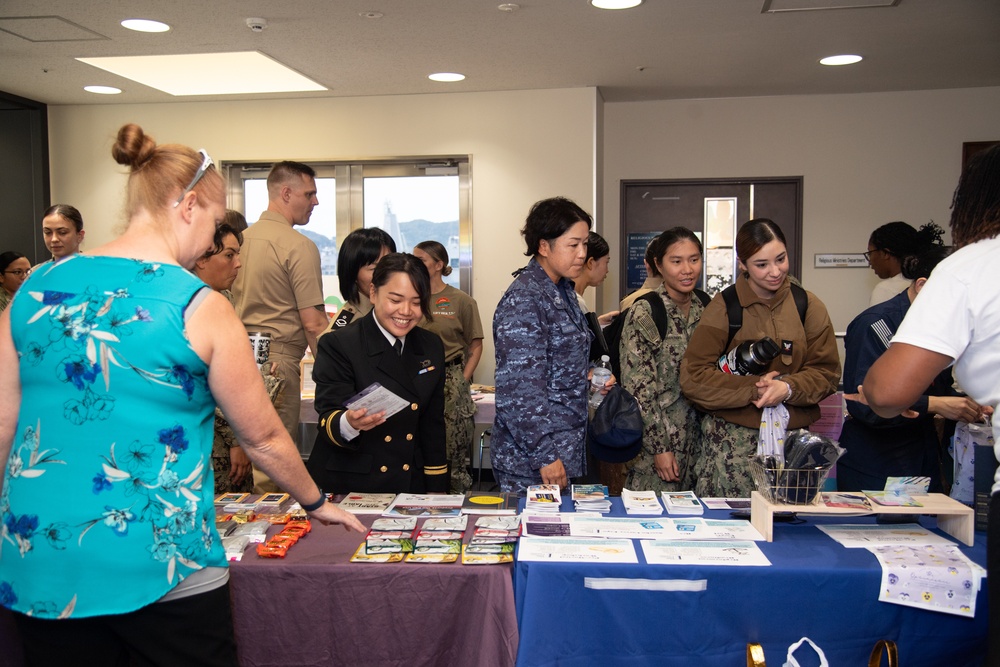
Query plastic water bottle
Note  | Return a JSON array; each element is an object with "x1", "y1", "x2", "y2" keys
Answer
[
  {"x1": 589, "y1": 355, "x2": 613, "y2": 408},
  {"x1": 717, "y1": 336, "x2": 780, "y2": 376}
]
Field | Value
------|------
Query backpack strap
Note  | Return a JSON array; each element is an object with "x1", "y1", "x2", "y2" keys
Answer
[
  {"x1": 721, "y1": 284, "x2": 742, "y2": 350},
  {"x1": 789, "y1": 283, "x2": 808, "y2": 327},
  {"x1": 637, "y1": 291, "x2": 669, "y2": 341},
  {"x1": 693, "y1": 288, "x2": 711, "y2": 307},
  {"x1": 722, "y1": 282, "x2": 809, "y2": 350}
]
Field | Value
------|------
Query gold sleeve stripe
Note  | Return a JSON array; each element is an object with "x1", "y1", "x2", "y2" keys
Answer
[
  {"x1": 424, "y1": 465, "x2": 449, "y2": 475},
  {"x1": 324, "y1": 410, "x2": 346, "y2": 447}
]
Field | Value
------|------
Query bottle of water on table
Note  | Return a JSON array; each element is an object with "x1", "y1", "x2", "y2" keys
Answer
[{"x1": 589, "y1": 355, "x2": 613, "y2": 409}]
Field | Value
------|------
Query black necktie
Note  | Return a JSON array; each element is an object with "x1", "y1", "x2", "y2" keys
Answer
[{"x1": 394, "y1": 339, "x2": 403, "y2": 356}]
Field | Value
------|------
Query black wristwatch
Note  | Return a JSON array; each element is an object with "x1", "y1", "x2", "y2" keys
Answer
[{"x1": 301, "y1": 489, "x2": 327, "y2": 512}]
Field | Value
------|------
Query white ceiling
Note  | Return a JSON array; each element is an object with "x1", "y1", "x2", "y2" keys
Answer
[{"x1": 1, "y1": 0, "x2": 998, "y2": 107}]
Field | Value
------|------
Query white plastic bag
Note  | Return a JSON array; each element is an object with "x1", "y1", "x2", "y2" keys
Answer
[
  {"x1": 951, "y1": 420, "x2": 994, "y2": 506},
  {"x1": 783, "y1": 636, "x2": 829, "y2": 667}
]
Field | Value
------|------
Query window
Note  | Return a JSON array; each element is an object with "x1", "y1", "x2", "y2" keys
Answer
[{"x1": 224, "y1": 158, "x2": 472, "y2": 311}]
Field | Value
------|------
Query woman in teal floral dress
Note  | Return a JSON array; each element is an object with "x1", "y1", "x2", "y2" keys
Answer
[{"x1": 0, "y1": 124, "x2": 363, "y2": 666}]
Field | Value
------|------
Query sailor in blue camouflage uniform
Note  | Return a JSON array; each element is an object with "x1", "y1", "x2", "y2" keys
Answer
[{"x1": 492, "y1": 197, "x2": 597, "y2": 494}]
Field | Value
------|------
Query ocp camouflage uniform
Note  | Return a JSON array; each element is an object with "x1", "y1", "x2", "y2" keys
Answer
[
  {"x1": 492, "y1": 259, "x2": 591, "y2": 494},
  {"x1": 212, "y1": 367, "x2": 284, "y2": 494},
  {"x1": 443, "y1": 361, "x2": 475, "y2": 492},
  {"x1": 620, "y1": 288, "x2": 704, "y2": 493}
]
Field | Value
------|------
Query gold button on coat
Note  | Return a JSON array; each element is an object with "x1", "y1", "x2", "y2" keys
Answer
[
  {"x1": 402, "y1": 464, "x2": 410, "y2": 471},
  {"x1": 411, "y1": 403, "x2": 418, "y2": 411},
  {"x1": 380, "y1": 466, "x2": 388, "y2": 473},
  {"x1": 384, "y1": 435, "x2": 392, "y2": 443},
  {"x1": 406, "y1": 434, "x2": 413, "y2": 441}
]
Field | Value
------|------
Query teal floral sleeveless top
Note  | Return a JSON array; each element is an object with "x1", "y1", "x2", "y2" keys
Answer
[{"x1": 0, "y1": 255, "x2": 226, "y2": 618}]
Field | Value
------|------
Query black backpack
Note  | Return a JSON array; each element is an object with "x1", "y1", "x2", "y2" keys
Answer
[
  {"x1": 590, "y1": 289, "x2": 710, "y2": 377},
  {"x1": 720, "y1": 282, "x2": 809, "y2": 350}
]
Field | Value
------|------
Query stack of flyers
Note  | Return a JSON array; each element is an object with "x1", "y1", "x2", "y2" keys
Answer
[
  {"x1": 571, "y1": 484, "x2": 612, "y2": 513},
  {"x1": 526, "y1": 484, "x2": 562, "y2": 513},
  {"x1": 407, "y1": 516, "x2": 468, "y2": 563},
  {"x1": 621, "y1": 488, "x2": 664, "y2": 515},
  {"x1": 463, "y1": 516, "x2": 520, "y2": 565},
  {"x1": 365, "y1": 517, "x2": 416, "y2": 555},
  {"x1": 662, "y1": 490, "x2": 704, "y2": 516}
]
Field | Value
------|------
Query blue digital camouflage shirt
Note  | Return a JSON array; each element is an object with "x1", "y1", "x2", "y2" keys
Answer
[{"x1": 491, "y1": 258, "x2": 592, "y2": 481}]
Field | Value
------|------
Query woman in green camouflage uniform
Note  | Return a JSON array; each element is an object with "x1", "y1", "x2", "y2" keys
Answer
[
  {"x1": 621, "y1": 228, "x2": 705, "y2": 492},
  {"x1": 414, "y1": 241, "x2": 484, "y2": 493},
  {"x1": 193, "y1": 218, "x2": 285, "y2": 494}
]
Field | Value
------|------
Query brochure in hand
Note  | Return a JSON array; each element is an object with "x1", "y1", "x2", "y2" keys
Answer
[{"x1": 345, "y1": 382, "x2": 410, "y2": 421}]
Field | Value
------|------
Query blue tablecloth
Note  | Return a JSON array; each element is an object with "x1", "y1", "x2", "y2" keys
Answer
[{"x1": 514, "y1": 499, "x2": 987, "y2": 667}]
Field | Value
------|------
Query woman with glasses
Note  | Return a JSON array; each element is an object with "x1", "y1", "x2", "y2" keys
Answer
[
  {"x1": 0, "y1": 123, "x2": 363, "y2": 666},
  {"x1": 0, "y1": 251, "x2": 30, "y2": 314},
  {"x1": 865, "y1": 221, "x2": 944, "y2": 306}
]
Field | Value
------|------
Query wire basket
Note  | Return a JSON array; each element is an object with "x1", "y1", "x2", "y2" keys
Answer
[{"x1": 749, "y1": 457, "x2": 833, "y2": 506}]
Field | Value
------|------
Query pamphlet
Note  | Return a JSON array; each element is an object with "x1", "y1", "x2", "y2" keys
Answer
[
  {"x1": 461, "y1": 544, "x2": 514, "y2": 565},
  {"x1": 662, "y1": 491, "x2": 704, "y2": 516},
  {"x1": 702, "y1": 498, "x2": 751, "y2": 511},
  {"x1": 383, "y1": 493, "x2": 465, "y2": 518},
  {"x1": 350, "y1": 543, "x2": 405, "y2": 563},
  {"x1": 821, "y1": 492, "x2": 871, "y2": 511},
  {"x1": 517, "y1": 537, "x2": 639, "y2": 563},
  {"x1": 345, "y1": 382, "x2": 410, "y2": 421},
  {"x1": 621, "y1": 488, "x2": 663, "y2": 515},
  {"x1": 337, "y1": 492, "x2": 398, "y2": 515},
  {"x1": 641, "y1": 540, "x2": 772, "y2": 566},
  {"x1": 526, "y1": 485, "x2": 563, "y2": 513},
  {"x1": 870, "y1": 544, "x2": 984, "y2": 617},
  {"x1": 461, "y1": 491, "x2": 519, "y2": 515},
  {"x1": 816, "y1": 524, "x2": 955, "y2": 548},
  {"x1": 864, "y1": 490, "x2": 923, "y2": 507}
]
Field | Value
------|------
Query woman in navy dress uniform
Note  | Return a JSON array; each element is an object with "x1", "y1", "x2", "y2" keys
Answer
[{"x1": 307, "y1": 252, "x2": 449, "y2": 494}]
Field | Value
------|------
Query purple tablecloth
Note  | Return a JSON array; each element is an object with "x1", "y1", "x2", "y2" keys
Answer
[
  {"x1": 0, "y1": 515, "x2": 518, "y2": 667},
  {"x1": 230, "y1": 515, "x2": 518, "y2": 667}
]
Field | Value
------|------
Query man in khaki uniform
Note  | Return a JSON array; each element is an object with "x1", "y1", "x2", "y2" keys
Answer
[{"x1": 232, "y1": 161, "x2": 328, "y2": 492}]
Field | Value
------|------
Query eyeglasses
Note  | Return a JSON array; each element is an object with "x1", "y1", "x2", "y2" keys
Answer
[
  {"x1": 863, "y1": 249, "x2": 879, "y2": 262},
  {"x1": 173, "y1": 149, "x2": 214, "y2": 207},
  {"x1": 3, "y1": 269, "x2": 31, "y2": 277}
]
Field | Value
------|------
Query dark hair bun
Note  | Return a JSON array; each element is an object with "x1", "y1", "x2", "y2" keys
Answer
[{"x1": 111, "y1": 123, "x2": 157, "y2": 169}]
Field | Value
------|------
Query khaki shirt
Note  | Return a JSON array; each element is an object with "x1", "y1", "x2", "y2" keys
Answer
[{"x1": 231, "y1": 210, "x2": 324, "y2": 356}]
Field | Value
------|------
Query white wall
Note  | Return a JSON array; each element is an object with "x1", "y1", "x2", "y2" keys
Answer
[
  {"x1": 601, "y1": 87, "x2": 1000, "y2": 343},
  {"x1": 46, "y1": 87, "x2": 600, "y2": 382}
]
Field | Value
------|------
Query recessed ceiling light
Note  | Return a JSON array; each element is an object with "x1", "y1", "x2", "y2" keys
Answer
[
  {"x1": 820, "y1": 54, "x2": 863, "y2": 66},
  {"x1": 591, "y1": 0, "x2": 643, "y2": 9},
  {"x1": 121, "y1": 19, "x2": 170, "y2": 33},
  {"x1": 428, "y1": 72, "x2": 465, "y2": 83},
  {"x1": 84, "y1": 85, "x2": 122, "y2": 95}
]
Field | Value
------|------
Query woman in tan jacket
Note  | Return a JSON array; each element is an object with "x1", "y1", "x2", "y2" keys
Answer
[{"x1": 680, "y1": 218, "x2": 840, "y2": 497}]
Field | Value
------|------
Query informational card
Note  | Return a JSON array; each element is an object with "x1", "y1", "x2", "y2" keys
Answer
[
  {"x1": 517, "y1": 537, "x2": 638, "y2": 563},
  {"x1": 345, "y1": 382, "x2": 410, "y2": 420},
  {"x1": 817, "y1": 524, "x2": 956, "y2": 548},
  {"x1": 641, "y1": 540, "x2": 772, "y2": 567},
  {"x1": 870, "y1": 544, "x2": 984, "y2": 617},
  {"x1": 680, "y1": 519, "x2": 766, "y2": 542}
]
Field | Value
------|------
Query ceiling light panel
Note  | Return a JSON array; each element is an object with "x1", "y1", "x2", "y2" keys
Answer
[
  {"x1": 120, "y1": 19, "x2": 170, "y2": 33},
  {"x1": 762, "y1": 0, "x2": 899, "y2": 12},
  {"x1": 76, "y1": 51, "x2": 327, "y2": 96}
]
